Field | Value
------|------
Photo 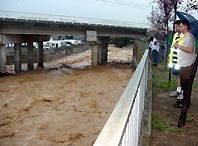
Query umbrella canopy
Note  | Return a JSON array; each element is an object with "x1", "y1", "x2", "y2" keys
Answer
[
  {"x1": 176, "y1": 11, "x2": 198, "y2": 39},
  {"x1": 189, "y1": 21, "x2": 198, "y2": 39},
  {"x1": 148, "y1": 30, "x2": 166, "y2": 41},
  {"x1": 153, "y1": 31, "x2": 166, "y2": 41},
  {"x1": 176, "y1": 11, "x2": 197, "y2": 22}
]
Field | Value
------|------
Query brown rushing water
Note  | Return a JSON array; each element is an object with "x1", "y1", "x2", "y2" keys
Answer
[{"x1": 0, "y1": 46, "x2": 133, "y2": 146}]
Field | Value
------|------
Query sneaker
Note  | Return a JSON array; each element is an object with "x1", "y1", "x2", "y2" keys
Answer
[
  {"x1": 177, "y1": 92, "x2": 183, "y2": 100},
  {"x1": 169, "y1": 91, "x2": 181, "y2": 97},
  {"x1": 176, "y1": 99, "x2": 183, "y2": 104},
  {"x1": 174, "y1": 102, "x2": 183, "y2": 108}
]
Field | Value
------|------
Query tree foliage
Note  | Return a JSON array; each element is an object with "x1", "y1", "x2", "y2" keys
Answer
[
  {"x1": 148, "y1": 0, "x2": 198, "y2": 31},
  {"x1": 110, "y1": 37, "x2": 133, "y2": 48},
  {"x1": 183, "y1": 0, "x2": 198, "y2": 12}
]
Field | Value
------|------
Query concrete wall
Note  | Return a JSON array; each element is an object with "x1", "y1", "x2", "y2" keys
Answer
[{"x1": 6, "y1": 43, "x2": 89, "y2": 64}]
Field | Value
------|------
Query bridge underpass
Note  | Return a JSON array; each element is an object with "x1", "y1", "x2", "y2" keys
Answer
[{"x1": 0, "y1": 17, "x2": 147, "y2": 73}]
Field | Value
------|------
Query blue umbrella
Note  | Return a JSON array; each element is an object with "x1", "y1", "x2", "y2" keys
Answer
[{"x1": 176, "y1": 11, "x2": 198, "y2": 39}]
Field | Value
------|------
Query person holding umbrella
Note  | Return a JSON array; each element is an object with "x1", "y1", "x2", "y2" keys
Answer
[{"x1": 173, "y1": 19, "x2": 196, "y2": 127}]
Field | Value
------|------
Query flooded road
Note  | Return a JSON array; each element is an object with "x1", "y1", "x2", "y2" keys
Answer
[{"x1": 0, "y1": 46, "x2": 133, "y2": 146}]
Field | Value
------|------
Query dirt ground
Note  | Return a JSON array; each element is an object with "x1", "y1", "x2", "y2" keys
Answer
[
  {"x1": 0, "y1": 46, "x2": 133, "y2": 146},
  {"x1": 151, "y1": 65, "x2": 198, "y2": 146}
]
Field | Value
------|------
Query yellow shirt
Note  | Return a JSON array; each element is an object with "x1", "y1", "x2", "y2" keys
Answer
[
  {"x1": 170, "y1": 32, "x2": 184, "y2": 48},
  {"x1": 168, "y1": 32, "x2": 184, "y2": 66}
]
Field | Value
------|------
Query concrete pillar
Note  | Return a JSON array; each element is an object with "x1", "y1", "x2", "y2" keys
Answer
[
  {"x1": 90, "y1": 36, "x2": 109, "y2": 66},
  {"x1": 0, "y1": 44, "x2": 7, "y2": 72},
  {"x1": 100, "y1": 42, "x2": 108, "y2": 64},
  {"x1": 14, "y1": 43, "x2": 21, "y2": 72},
  {"x1": 38, "y1": 41, "x2": 44, "y2": 68},
  {"x1": 98, "y1": 37, "x2": 109, "y2": 65},
  {"x1": 27, "y1": 42, "x2": 34, "y2": 70},
  {"x1": 98, "y1": 39, "x2": 103, "y2": 65},
  {"x1": 91, "y1": 43, "x2": 99, "y2": 66}
]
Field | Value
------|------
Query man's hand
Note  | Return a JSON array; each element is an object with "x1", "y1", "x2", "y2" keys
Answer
[{"x1": 173, "y1": 42, "x2": 179, "y2": 48}]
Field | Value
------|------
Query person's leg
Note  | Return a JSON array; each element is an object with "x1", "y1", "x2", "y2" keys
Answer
[
  {"x1": 155, "y1": 51, "x2": 158, "y2": 64},
  {"x1": 175, "y1": 68, "x2": 188, "y2": 107},
  {"x1": 176, "y1": 75, "x2": 181, "y2": 93},
  {"x1": 152, "y1": 50, "x2": 155, "y2": 64},
  {"x1": 176, "y1": 74, "x2": 182, "y2": 100},
  {"x1": 178, "y1": 66, "x2": 193, "y2": 127},
  {"x1": 152, "y1": 50, "x2": 158, "y2": 65},
  {"x1": 170, "y1": 71, "x2": 181, "y2": 97}
]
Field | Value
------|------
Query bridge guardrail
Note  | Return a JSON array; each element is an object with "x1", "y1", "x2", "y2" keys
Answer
[
  {"x1": 0, "y1": 10, "x2": 149, "y2": 28},
  {"x1": 93, "y1": 49, "x2": 149, "y2": 146}
]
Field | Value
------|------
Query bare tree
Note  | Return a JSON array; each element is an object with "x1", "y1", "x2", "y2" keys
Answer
[
  {"x1": 150, "y1": 0, "x2": 173, "y2": 65},
  {"x1": 149, "y1": 0, "x2": 198, "y2": 31},
  {"x1": 148, "y1": 0, "x2": 173, "y2": 31},
  {"x1": 147, "y1": 7, "x2": 166, "y2": 30},
  {"x1": 183, "y1": 0, "x2": 198, "y2": 12}
]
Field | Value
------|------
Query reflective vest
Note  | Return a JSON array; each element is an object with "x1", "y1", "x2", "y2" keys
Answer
[{"x1": 168, "y1": 32, "x2": 184, "y2": 69}]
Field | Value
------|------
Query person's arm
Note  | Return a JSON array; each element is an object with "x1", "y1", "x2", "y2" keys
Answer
[
  {"x1": 174, "y1": 36, "x2": 194, "y2": 53},
  {"x1": 178, "y1": 45, "x2": 193, "y2": 53}
]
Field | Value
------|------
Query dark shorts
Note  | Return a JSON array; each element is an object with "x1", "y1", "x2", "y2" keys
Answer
[{"x1": 172, "y1": 68, "x2": 180, "y2": 76}]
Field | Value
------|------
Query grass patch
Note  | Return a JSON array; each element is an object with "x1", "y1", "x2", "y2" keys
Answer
[
  {"x1": 152, "y1": 62, "x2": 198, "y2": 91},
  {"x1": 152, "y1": 64, "x2": 177, "y2": 91},
  {"x1": 152, "y1": 113, "x2": 177, "y2": 131},
  {"x1": 186, "y1": 114, "x2": 194, "y2": 122},
  {"x1": 192, "y1": 80, "x2": 198, "y2": 88},
  {"x1": 152, "y1": 74, "x2": 176, "y2": 91}
]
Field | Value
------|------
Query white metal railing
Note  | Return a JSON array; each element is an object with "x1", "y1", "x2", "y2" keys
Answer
[{"x1": 93, "y1": 49, "x2": 149, "y2": 146}]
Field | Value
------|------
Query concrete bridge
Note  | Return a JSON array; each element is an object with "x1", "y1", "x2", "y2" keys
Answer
[{"x1": 0, "y1": 13, "x2": 148, "y2": 73}]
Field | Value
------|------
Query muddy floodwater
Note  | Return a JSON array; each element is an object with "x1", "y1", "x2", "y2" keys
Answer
[{"x1": 0, "y1": 46, "x2": 133, "y2": 146}]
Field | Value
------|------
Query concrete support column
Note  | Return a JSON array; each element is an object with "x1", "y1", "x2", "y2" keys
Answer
[
  {"x1": 98, "y1": 38, "x2": 103, "y2": 65},
  {"x1": 38, "y1": 41, "x2": 44, "y2": 68},
  {"x1": 27, "y1": 42, "x2": 34, "y2": 70},
  {"x1": 86, "y1": 30, "x2": 99, "y2": 66},
  {"x1": 91, "y1": 43, "x2": 99, "y2": 66},
  {"x1": 90, "y1": 36, "x2": 109, "y2": 66},
  {"x1": 98, "y1": 37, "x2": 109, "y2": 65},
  {"x1": 14, "y1": 43, "x2": 21, "y2": 72},
  {"x1": 0, "y1": 44, "x2": 7, "y2": 72}
]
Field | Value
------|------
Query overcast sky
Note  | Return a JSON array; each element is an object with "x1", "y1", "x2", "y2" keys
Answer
[
  {"x1": 0, "y1": 0, "x2": 197, "y2": 28},
  {"x1": 0, "y1": 0, "x2": 153, "y2": 28}
]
